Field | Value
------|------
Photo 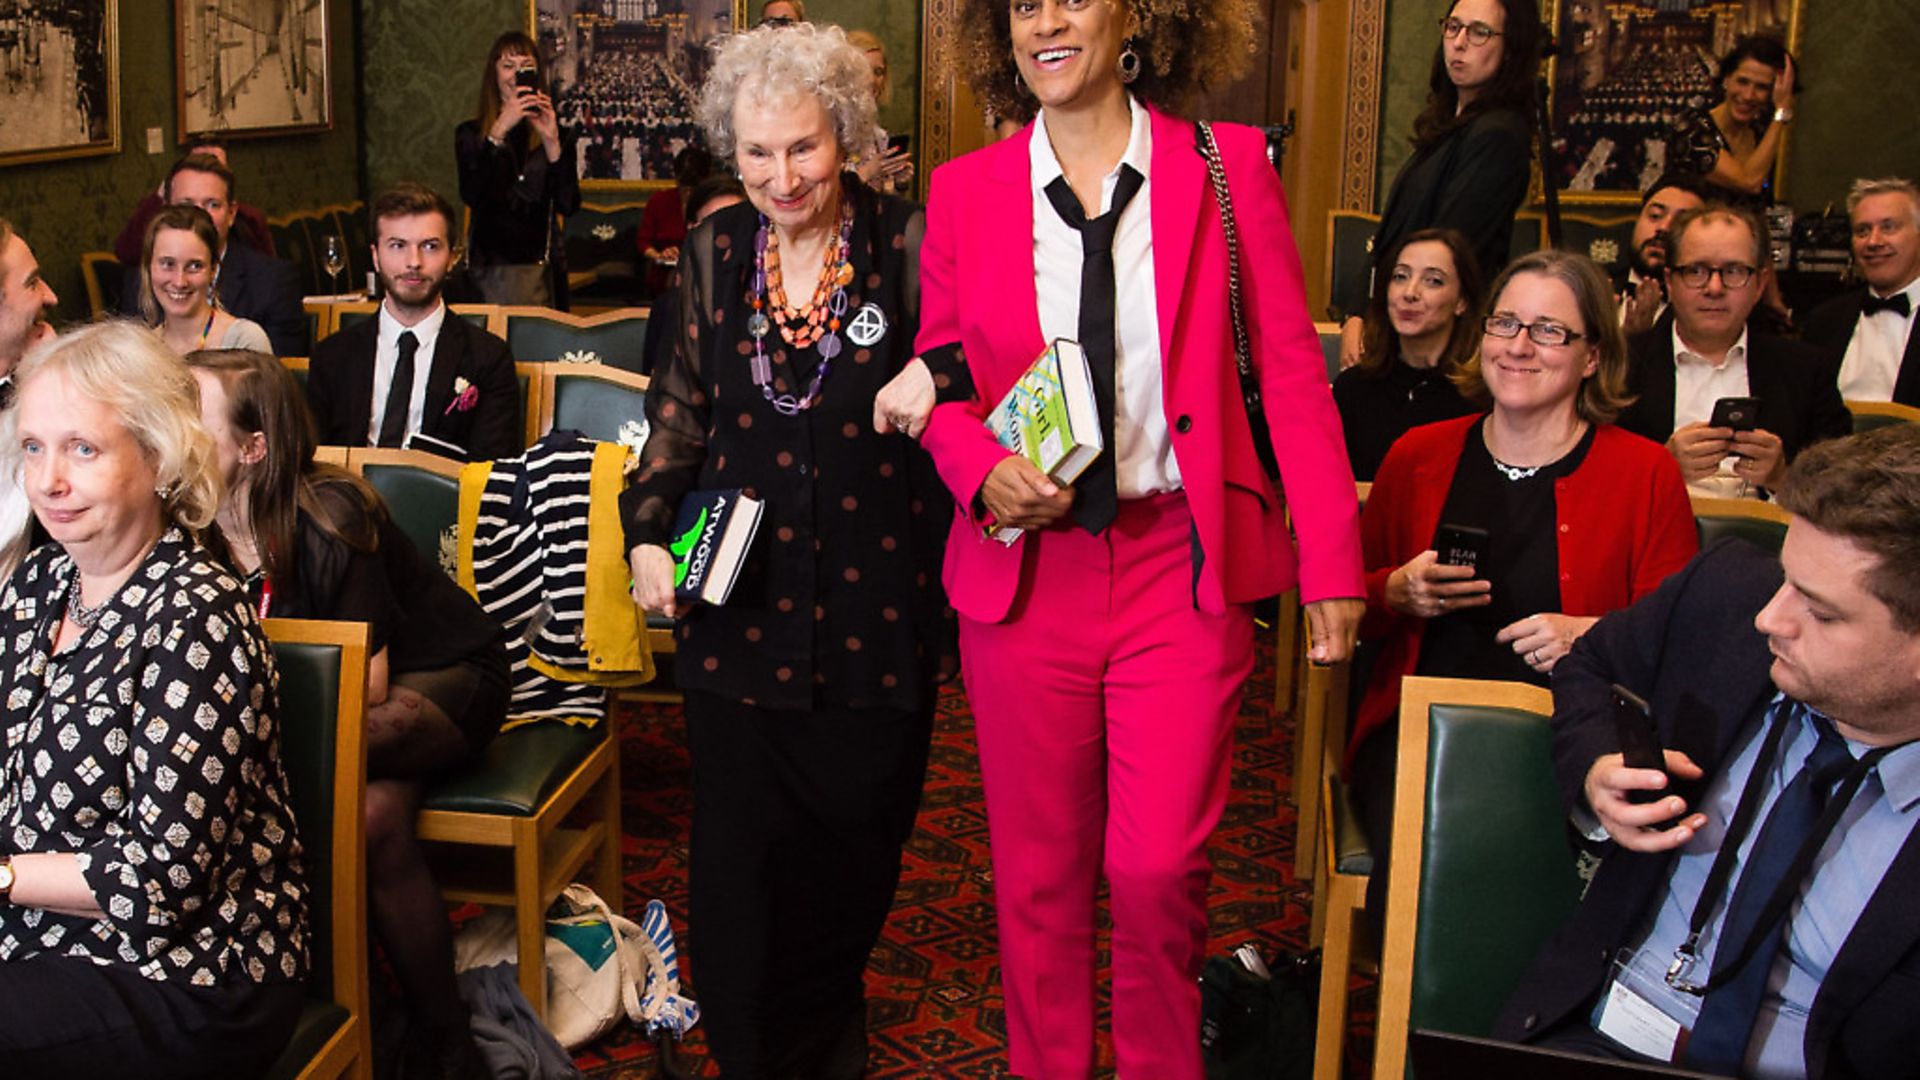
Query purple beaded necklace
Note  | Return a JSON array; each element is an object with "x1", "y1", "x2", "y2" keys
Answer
[{"x1": 747, "y1": 203, "x2": 854, "y2": 416}]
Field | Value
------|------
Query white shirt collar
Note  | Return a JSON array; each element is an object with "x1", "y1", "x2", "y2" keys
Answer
[
  {"x1": 1029, "y1": 95, "x2": 1153, "y2": 207},
  {"x1": 1868, "y1": 275, "x2": 1920, "y2": 306},
  {"x1": 379, "y1": 298, "x2": 447, "y2": 343},
  {"x1": 1674, "y1": 324, "x2": 1749, "y2": 370}
]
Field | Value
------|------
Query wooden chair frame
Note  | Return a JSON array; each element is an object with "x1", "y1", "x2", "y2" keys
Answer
[
  {"x1": 261, "y1": 617, "x2": 374, "y2": 1080},
  {"x1": 80, "y1": 251, "x2": 121, "y2": 318},
  {"x1": 1690, "y1": 495, "x2": 1791, "y2": 528},
  {"x1": 312, "y1": 302, "x2": 508, "y2": 342},
  {"x1": 1288, "y1": 482, "x2": 1368, "y2": 883},
  {"x1": 534, "y1": 361, "x2": 650, "y2": 438},
  {"x1": 1846, "y1": 399, "x2": 1920, "y2": 425},
  {"x1": 1375, "y1": 676, "x2": 1555, "y2": 1080}
]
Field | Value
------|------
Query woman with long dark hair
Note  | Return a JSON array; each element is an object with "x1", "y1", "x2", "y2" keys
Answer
[
  {"x1": 1334, "y1": 0, "x2": 1542, "y2": 368},
  {"x1": 455, "y1": 31, "x2": 582, "y2": 308},
  {"x1": 1668, "y1": 33, "x2": 1799, "y2": 209}
]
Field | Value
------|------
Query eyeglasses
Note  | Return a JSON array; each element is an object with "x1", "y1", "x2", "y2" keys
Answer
[
  {"x1": 1483, "y1": 314, "x2": 1590, "y2": 347},
  {"x1": 759, "y1": 15, "x2": 796, "y2": 26},
  {"x1": 1670, "y1": 262, "x2": 1759, "y2": 289},
  {"x1": 1439, "y1": 17, "x2": 1502, "y2": 46}
]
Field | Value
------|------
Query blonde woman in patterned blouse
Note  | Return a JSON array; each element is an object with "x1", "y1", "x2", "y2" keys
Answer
[{"x1": 0, "y1": 321, "x2": 308, "y2": 1077}]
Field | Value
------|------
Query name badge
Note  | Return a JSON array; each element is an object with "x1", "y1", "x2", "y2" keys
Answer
[{"x1": 1594, "y1": 950, "x2": 1699, "y2": 1063}]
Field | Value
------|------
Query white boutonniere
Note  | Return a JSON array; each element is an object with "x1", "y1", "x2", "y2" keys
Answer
[{"x1": 445, "y1": 376, "x2": 480, "y2": 415}]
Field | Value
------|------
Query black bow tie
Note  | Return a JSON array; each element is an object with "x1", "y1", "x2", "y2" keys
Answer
[{"x1": 1862, "y1": 292, "x2": 1912, "y2": 318}]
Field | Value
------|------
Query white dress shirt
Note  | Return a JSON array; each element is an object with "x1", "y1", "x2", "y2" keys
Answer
[
  {"x1": 1030, "y1": 97, "x2": 1179, "y2": 498},
  {"x1": 367, "y1": 300, "x2": 448, "y2": 446},
  {"x1": 1837, "y1": 276, "x2": 1920, "y2": 401},
  {"x1": 1674, "y1": 325, "x2": 1752, "y2": 499}
]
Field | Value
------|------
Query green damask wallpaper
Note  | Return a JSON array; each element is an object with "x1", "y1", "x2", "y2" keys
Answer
[
  {"x1": 0, "y1": 0, "x2": 361, "y2": 323},
  {"x1": 360, "y1": 0, "x2": 521, "y2": 208},
  {"x1": 804, "y1": 0, "x2": 920, "y2": 141}
]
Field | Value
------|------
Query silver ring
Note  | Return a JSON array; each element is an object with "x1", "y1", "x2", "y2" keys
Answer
[{"x1": 1532, "y1": 648, "x2": 1543, "y2": 665}]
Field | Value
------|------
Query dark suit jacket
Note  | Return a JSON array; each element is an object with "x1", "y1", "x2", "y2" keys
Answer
[
  {"x1": 1493, "y1": 540, "x2": 1920, "y2": 1079},
  {"x1": 1619, "y1": 327, "x2": 1853, "y2": 464},
  {"x1": 305, "y1": 310, "x2": 521, "y2": 463},
  {"x1": 118, "y1": 240, "x2": 308, "y2": 356},
  {"x1": 1802, "y1": 286, "x2": 1920, "y2": 407}
]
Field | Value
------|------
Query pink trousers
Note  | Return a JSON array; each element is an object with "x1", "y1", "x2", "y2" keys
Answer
[{"x1": 959, "y1": 493, "x2": 1254, "y2": 1080}]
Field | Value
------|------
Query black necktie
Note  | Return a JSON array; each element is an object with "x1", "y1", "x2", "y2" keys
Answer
[
  {"x1": 1685, "y1": 713, "x2": 1856, "y2": 1073},
  {"x1": 1044, "y1": 164, "x2": 1144, "y2": 535},
  {"x1": 1861, "y1": 292, "x2": 1912, "y2": 318},
  {"x1": 378, "y1": 330, "x2": 419, "y2": 448}
]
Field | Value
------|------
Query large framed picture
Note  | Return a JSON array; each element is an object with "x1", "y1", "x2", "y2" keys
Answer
[
  {"x1": 0, "y1": 2, "x2": 119, "y2": 167},
  {"x1": 532, "y1": 0, "x2": 747, "y2": 192},
  {"x1": 1546, "y1": 0, "x2": 1803, "y2": 204},
  {"x1": 176, "y1": 0, "x2": 331, "y2": 141}
]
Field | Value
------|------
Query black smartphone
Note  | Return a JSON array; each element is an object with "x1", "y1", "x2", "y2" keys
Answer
[
  {"x1": 1432, "y1": 523, "x2": 1489, "y2": 572},
  {"x1": 514, "y1": 67, "x2": 540, "y2": 94},
  {"x1": 1709, "y1": 395, "x2": 1761, "y2": 432},
  {"x1": 1611, "y1": 683, "x2": 1668, "y2": 807},
  {"x1": 887, "y1": 133, "x2": 912, "y2": 155}
]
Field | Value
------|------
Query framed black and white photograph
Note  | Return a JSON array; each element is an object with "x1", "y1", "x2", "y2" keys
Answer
[
  {"x1": 1547, "y1": 0, "x2": 1802, "y2": 204},
  {"x1": 0, "y1": 1, "x2": 119, "y2": 167},
  {"x1": 176, "y1": 0, "x2": 331, "y2": 141},
  {"x1": 532, "y1": 0, "x2": 747, "y2": 190}
]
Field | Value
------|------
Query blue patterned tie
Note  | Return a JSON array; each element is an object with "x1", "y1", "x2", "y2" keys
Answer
[{"x1": 1685, "y1": 712, "x2": 1854, "y2": 1073}]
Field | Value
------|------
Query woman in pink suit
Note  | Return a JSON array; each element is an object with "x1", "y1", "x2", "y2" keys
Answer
[{"x1": 900, "y1": 1, "x2": 1364, "y2": 1074}]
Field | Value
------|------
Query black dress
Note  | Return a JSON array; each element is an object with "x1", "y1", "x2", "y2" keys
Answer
[
  {"x1": 1668, "y1": 105, "x2": 1772, "y2": 211},
  {"x1": 1334, "y1": 107, "x2": 1532, "y2": 320},
  {"x1": 1331, "y1": 354, "x2": 1482, "y2": 481},
  {"x1": 454, "y1": 120, "x2": 583, "y2": 308}
]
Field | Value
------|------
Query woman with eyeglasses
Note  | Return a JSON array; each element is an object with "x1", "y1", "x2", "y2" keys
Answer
[
  {"x1": 1334, "y1": 0, "x2": 1542, "y2": 371},
  {"x1": 1345, "y1": 250, "x2": 1698, "y2": 919}
]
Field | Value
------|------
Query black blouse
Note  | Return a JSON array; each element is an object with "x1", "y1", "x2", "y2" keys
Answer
[
  {"x1": 1415, "y1": 419, "x2": 1594, "y2": 687},
  {"x1": 1331, "y1": 356, "x2": 1482, "y2": 482},
  {"x1": 1668, "y1": 106, "x2": 1772, "y2": 211},
  {"x1": 454, "y1": 120, "x2": 583, "y2": 266},
  {"x1": 620, "y1": 178, "x2": 959, "y2": 712},
  {"x1": 0, "y1": 530, "x2": 308, "y2": 985}
]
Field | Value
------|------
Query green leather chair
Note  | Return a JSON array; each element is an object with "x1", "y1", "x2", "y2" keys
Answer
[
  {"x1": 79, "y1": 251, "x2": 124, "y2": 319},
  {"x1": 334, "y1": 304, "x2": 496, "y2": 338},
  {"x1": 539, "y1": 362, "x2": 649, "y2": 443},
  {"x1": 1325, "y1": 209, "x2": 1380, "y2": 322},
  {"x1": 1691, "y1": 495, "x2": 1790, "y2": 556},
  {"x1": 271, "y1": 215, "x2": 320, "y2": 297},
  {"x1": 1847, "y1": 399, "x2": 1920, "y2": 435},
  {"x1": 262, "y1": 618, "x2": 372, "y2": 1080},
  {"x1": 1374, "y1": 677, "x2": 1578, "y2": 1078},
  {"x1": 503, "y1": 307, "x2": 649, "y2": 372},
  {"x1": 1560, "y1": 213, "x2": 1638, "y2": 278},
  {"x1": 1510, "y1": 210, "x2": 1548, "y2": 263},
  {"x1": 352, "y1": 449, "x2": 462, "y2": 574},
  {"x1": 561, "y1": 201, "x2": 647, "y2": 302},
  {"x1": 1316, "y1": 322, "x2": 1343, "y2": 384}
]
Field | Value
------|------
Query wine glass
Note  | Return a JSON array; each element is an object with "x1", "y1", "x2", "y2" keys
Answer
[{"x1": 323, "y1": 235, "x2": 346, "y2": 296}]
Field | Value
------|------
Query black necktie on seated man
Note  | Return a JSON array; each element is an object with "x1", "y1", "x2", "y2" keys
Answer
[
  {"x1": 1044, "y1": 164, "x2": 1144, "y2": 536},
  {"x1": 1861, "y1": 292, "x2": 1912, "y2": 318},
  {"x1": 377, "y1": 330, "x2": 420, "y2": 449}
]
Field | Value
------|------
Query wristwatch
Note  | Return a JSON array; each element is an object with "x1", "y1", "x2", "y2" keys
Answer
[
  {"x1": 0, "y1": 855, "x2": 13, "y2": 902},
  {"x1": 1773, "y1": 106, "x2": 1794, "y2": 123}
]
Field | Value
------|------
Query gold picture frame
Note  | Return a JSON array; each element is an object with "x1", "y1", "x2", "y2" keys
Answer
[
  {"x1": 0, "y1": 2, "x2": 120, "y2": 167},
  {"x1": 1545, "y1": 0, "x2": 1803, "y2": 205},
  {"x1": 176, "y1": 0, "x2": 333, "y2": 141},
  {"x1": 530, "y1": 0, "x2": 749, "y2": 195}
]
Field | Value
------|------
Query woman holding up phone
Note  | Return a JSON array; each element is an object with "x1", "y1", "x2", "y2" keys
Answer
[
  {"x1": 455, "y1": 31, "x2": 581, "y2": 308},
  {"x1": 1345, "y1": 250, "x2": 1697, "y2": 919}
]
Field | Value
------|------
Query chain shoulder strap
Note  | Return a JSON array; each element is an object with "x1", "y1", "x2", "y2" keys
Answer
[{"x1": 1194, "y1": 120, "x2": 1281, "y2": 482}]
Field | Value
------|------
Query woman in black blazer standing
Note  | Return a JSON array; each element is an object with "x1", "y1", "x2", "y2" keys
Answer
[{"x1": 1335, "y1": 0, "x2": 1541, "y2": 368}]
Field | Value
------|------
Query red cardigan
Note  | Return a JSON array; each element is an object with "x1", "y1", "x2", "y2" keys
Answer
[{"x1": 1348, "y1": 415, "x2": 1699, "y2": 761}]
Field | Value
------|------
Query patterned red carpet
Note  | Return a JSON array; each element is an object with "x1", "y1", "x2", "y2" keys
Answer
[{"x1": 572, "y1": 639, "x2": 1337, "y2": 1078}]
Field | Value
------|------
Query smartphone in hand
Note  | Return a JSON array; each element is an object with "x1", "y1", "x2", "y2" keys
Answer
[
  {"x1": 1433, "y1": 523, "x2": 1489, "y2": 574},
  {"x1": 1709, "y1": 396, "x2": 1761, "y2": 432},
  {"x1": 514, "y1": 67, "x2": 540, "y2": 94},
  {"x1": 1611, "y1": 683, "x2": 1669, "y2": 808}
]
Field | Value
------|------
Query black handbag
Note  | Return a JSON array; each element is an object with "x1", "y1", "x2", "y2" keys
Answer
[
  {"x1": 1200, "y1": 945, "x2": 1320, "y2": 1080},
  {"x1": 1194, "y1": 120, "x2": 1282, "y2": 486}
]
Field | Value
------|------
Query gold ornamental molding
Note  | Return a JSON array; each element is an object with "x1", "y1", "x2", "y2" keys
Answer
[{"x1": 1340, "y1": 0, "x2": 1386, "y2": 211}]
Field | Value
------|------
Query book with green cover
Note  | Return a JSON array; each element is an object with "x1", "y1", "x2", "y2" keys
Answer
[
  {"x1": 983, "y1": 338, "x2": 1102, "y2": 544},
  {"x1": 669, "y1": 489, "x2": 764, "y2": 605}
]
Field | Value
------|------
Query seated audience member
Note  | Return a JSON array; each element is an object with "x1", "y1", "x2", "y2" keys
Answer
[
  {"x1": 306, "y1": 183, "x2": 521, "y2": 462},
  {"x1": 636, "y1": 144, "x2": 713, "y2": 297},
  {"x1": 1494, "y1": 424, "x2": 1920, "y2": 1079},
  {"x1": 137, "y1": 205, "x2": 272, "y2": 355},
  {"x1": 1617, "y1": 173, "x2": 1710, "y2": 334},
  {"x1": 115, "y1": 153, "x2": 307, "y2": 355},
  {"x1": 1802, "y1": 177, "x2": 1920, "y2": 405},
  {"x1": 640, "y1": 172, "x2": 744, "y2": 377},
  {"x1": 1617, "y1": 204, "x2": 1849, "y2": 499},
  {"x1": 1331, "y1": 228, "x2": 1485, "y2": 481},
  {"x1": 1349, "y1": 250, "x2": 1697, "y2": 919},
  {"x1": 0, "y1": 218, "x2": 57, "y2": 575},
  {"x1": 0, "y1": 321, "x2": 308, "y2": 1076},
  {"x1": 112, "y1": 137, "x2": 274, "y2": 266},
  {"x1": 189, "y1": 348, "x2": 508, "y2": 1080}
]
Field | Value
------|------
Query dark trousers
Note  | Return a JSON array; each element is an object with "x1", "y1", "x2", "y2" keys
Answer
[
  {"x1": 0, "y1": 953, "x2": 304, "y2": 1078},
  {"x1": 684, "y1": 690, "x2": 934, "y2": 1080}
]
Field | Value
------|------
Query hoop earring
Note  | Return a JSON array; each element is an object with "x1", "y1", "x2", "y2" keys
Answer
[{"x1": 1117, "y1": 39, "x2": 1142, "y2": 84}]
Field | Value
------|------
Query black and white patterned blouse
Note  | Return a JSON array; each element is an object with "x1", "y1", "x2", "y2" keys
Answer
[{"x1": 0, "y1": 529, "x2": 309, "y2": 986}]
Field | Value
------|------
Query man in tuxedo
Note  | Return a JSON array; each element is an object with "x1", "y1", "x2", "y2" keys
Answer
[
  {"x1": 307, "y1": 183, "x2": 520, "y2": 462},
  {"x1": 1495, "y1": 424, "x2": 1920, "y2": 1079},
  {"x1": 116, "y1": 153, "x2": 307, "y2": 355},
  {"x1": 1617, "y1": 204, "x2": 1850, "y2": 498},
  {"x1": 1618, "y1": 173, "x2": 1709, "y2": 333},
  {"x1": 1801, "y1": 177, "x2": 1920, "y2": 405}
]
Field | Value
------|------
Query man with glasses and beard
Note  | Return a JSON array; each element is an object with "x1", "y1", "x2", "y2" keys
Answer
[{"x1": 306, "y1": 183, "x2": 521, "y2": 462}]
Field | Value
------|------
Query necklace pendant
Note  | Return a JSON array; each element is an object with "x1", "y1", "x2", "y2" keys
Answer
[
  {"x1": 747, "y1": 312, "x2": 770, "y2": 339},
  {"x1": 817, "y1": 333, "x2": 842, "y2": 360}
]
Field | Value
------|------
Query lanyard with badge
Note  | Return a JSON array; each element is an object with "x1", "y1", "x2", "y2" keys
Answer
[{"x1": 1597, "y1": 709, "x2": 1888, "y2": 1062}]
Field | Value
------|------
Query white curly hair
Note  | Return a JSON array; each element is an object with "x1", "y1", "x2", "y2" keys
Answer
[{"x1": 697, "y1": 21, "x2": 882, "y2": 163}]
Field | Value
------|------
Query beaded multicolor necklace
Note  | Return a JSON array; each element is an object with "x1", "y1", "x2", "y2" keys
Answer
[{"x1": 747, "y1": 201, "x2": 855, "y2": 415}]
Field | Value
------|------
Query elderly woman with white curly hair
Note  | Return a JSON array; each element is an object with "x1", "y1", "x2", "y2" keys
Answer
[
  {"x1": 0, "y1": 321, "x2": 308, "y2": 1077},
  {"x1": 620, "y1": 21, "x2": 968, "y2": 1078}
]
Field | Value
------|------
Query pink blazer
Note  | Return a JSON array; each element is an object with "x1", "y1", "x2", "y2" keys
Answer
[{"x1": 916, "y1": 106, "x2": 1363, "y2": 622}]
